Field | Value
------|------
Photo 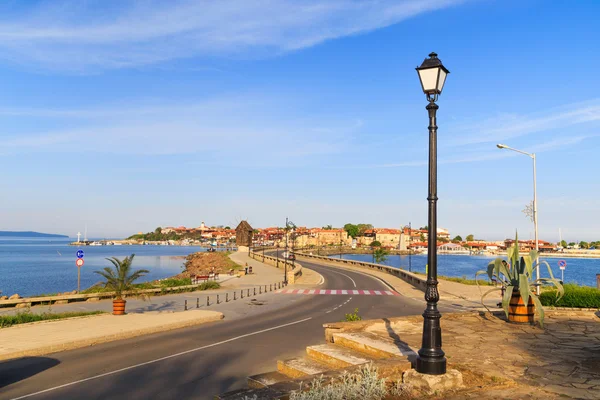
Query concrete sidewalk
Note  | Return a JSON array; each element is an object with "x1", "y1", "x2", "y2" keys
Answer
[{"x1": 0, "y1": 310, "x2": 223, "y2": 361}]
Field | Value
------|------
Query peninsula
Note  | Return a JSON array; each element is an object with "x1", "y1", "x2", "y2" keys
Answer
[{"x1": 0, "y1": 231, "x2": 69, "y2": 238}]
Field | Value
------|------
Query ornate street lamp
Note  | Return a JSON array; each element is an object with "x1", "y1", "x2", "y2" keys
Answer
[
  {"x1": 284, "y1": 218, "x2": 296, "y2": 285},
  {"x1": 415, "y1": 52, "x2": 449, "y2": 375}
]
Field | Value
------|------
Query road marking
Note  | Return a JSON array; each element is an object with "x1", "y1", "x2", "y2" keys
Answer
[
  {"x1": 275, "y1": 289, "x2": 399, "y2": 296},
  {"x1": 324, "y1": 269, "x2": 357, "y2": 287},
  {"x1": 8, "y1": 317, "x2": 313, "y2": 400}
]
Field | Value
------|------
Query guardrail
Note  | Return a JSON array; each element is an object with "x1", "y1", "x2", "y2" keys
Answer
[
  {"x1": 249, "y1": 249, "x2": 302, "y2": 284},
  {"x1": 294, "y1": 251, "x2": 428, "y2": 292}
]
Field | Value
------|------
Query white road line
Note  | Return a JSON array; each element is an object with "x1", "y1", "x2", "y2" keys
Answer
[
  {"x1": 323, "y1": 268, "x2": 357, "y2": 288},
  {"x1": 319, "y1": 289, "x2": 327, "y2": 294},
  {"x1": 8, "y1": 317, "x2": 313, "y2": 400},
  {"x1": 374, "y1": 290, "x2": 382, "y2": 295},
  {"x1": 352, "y1": 290, "x2": 359, "y2": 295},
  {"x1": 308, "y1": 289, "x2": 316, "y2": 294},
  {"x1": 341, "y1": 290, "x2": 348, "y2": 295}
]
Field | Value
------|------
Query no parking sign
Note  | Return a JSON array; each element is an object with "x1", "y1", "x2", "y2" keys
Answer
[{"x1": 558, "y1": 260, "x2": 567, "y2": 270}]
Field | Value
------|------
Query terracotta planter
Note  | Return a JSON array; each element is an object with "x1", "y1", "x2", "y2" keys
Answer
[
  {"x1": 508, "y1": 292, "x2": 534, "y2": 323},
  {"x1": 112, "y1": 299, "x2": 127, "y2": 315}
]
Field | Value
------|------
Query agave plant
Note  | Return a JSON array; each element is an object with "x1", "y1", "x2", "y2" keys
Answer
[
  {"x1": 476, "y1": 233, "x2": 563, "y2": 326},
  {"x1": 94, "y1": 254, "x2": 149, "y2": 299}
]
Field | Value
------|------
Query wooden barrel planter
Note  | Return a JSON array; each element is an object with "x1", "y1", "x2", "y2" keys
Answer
[
  {"x1": 112, "y1": 299, "x2": 127, "y2": 315},
  {"x1": 508, "y1": 292, "x2": 534, "y2": 323}
]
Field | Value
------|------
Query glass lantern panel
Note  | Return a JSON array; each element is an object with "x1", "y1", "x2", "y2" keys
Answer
[
  {"x1": 437, "y1": 69, "x2": 447, "y2": 93},
  {"x1": 418, "y1": 67, "x2": 440, "y2": 93}
]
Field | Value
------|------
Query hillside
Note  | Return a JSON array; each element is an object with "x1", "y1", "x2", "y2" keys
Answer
[{"x1": 0, "y1": 231, "x2": 69, "y2": 238}]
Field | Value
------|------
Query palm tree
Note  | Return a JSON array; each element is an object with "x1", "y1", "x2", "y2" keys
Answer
[{"x1": 94, "y1": 254, "x2": 149, "y2": 314}]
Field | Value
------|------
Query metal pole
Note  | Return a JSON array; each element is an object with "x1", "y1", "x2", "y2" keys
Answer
[
  {"x1": 409, "y1": 222, "x2": 412, "y2": 272},
  {"x1": 339, "y1": 231, "x2": 342, "y2": 259},
  {"x1": 77, "y1": 267, "x2": 81, "y2": 293},
  {"x1": 533, "y1": 153, "x2": 540, "y2": 295},
  {"x1": 284, "y1": 217, "x2": 288, "y2": 285},
  {"x1": 416, "y1": 100, "x2": 446, "y2": 375}
]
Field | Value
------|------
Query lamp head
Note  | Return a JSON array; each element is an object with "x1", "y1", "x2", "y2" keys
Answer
[
  {"x1": 416, "y1": 52, "x2": 450, "y2": 102},
  {"x1": 497, "y1": 144, "x2": 507, "y2": 149}
]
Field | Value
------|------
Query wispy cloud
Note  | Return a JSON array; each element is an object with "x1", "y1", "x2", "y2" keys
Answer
[
  {"x1": 0, "y1": 95, "x2": 360, "y2": 164},
  {"x1": 0, "y1": 0, "x2": 468, "y2": 72},
  {"x1": 448, "y1": 99, "x2": 600, "y2": 146}
]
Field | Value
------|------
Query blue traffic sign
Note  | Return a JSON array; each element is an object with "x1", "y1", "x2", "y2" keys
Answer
[{"x1": 76, "y1": 250, "x2": 85, "y2": 259}]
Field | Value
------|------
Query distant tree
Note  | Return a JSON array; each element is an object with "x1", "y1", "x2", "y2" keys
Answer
[
  {"x1": 466, "y1": 234, "x2": 474, "y2": 242},
  {"x1": 370, "y1": 240, "x2": 382, "y2": 247},
  {"x1": 357, "y1": 224, "x2": 373, "y2": 236},
  {"x1": 419, "y1": 226, "x2": 428, "y2": 230},
  {"x1": 560, "y1": 240, "x2": 568, "y2": 248},
  {"x1": 224, "y1": 226, "x2": 231, "y2": 230},
  {"x1": 580, "y1": 241, "x2": 589, "y2": 249},
  {"x1": 322, "y1": 224, "x2": 333, "y2": 230},
  {"x1": 154, "y1": 227, "x2": 162, "y2": 234},
  {"x1": 568, "y1": 242, "x2": 576, "y2": 247},
  {"x1": 438, "y1": 237, "x2": 450, "y2": 243},
  {"x1": 452, "y1": 235, "x2": 463, "y2": 242},
  {"x1": 420, "y1": 233, "x2": 426, "y2": 242},
  {"x1": 373, "y1": 248, "x2": 389, "y2": 264},
  {"x1": 344, "y1": 223, "x2": 360, "y2": 238}
]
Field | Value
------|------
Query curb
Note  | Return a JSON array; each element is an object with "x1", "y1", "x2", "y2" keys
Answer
[{"x1": 0, "y1": 311, "x2": 224, "y2": 361}]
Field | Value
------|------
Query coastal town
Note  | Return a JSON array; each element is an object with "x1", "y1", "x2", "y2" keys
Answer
[{"x1": 72, "y1": 221, "x2": 600, "y2": 258}]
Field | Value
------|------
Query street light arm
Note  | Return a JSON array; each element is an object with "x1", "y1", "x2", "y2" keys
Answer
[{"x1": 497, "y1": 144, "x2": 534, "y2": 158}]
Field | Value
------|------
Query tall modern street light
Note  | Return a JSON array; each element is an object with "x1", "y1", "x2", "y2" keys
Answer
[
  {"x1": 496, "y1": 143, "x2": 539, "y2": 293},
  {"x1": 415, "y1": 52, "x2": 449, "y2": 375}
]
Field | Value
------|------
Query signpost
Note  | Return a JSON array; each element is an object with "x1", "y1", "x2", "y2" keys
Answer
[
  {"x1": 558, "y1": 260, "x2": 566, "y2": 283},
  {"x1": 76, "y1": 251, "x2": 85, "y2": 293}
]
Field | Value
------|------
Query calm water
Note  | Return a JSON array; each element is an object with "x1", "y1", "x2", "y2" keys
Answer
[
  {"x1": 334, "y1": 253, "x2": 600, "y2": 287},
  {"x1": 0, "y1": 238, "x2": 224, "y2": 297}
]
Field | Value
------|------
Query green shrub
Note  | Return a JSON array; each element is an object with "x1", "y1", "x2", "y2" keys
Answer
[
  {"x1": 0, "y1": 311, "x2": 105, "y2": 328},
  {"x1": 539, "y1": 284, "x2": 600, "y2": 309},
  {"x1": 198, "y1": 281, "x2": 220, "y2": 290},
  {"x1": 159, "y1": 278, "x2": 192, "y2": 287},
  {"x1": 344, "y1": 308, "x2": 361, "y2": 322}
]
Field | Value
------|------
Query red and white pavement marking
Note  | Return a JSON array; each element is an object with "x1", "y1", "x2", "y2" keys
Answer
[{"x1": 275, "y1": 289, "x2": 399, "y2": 296}]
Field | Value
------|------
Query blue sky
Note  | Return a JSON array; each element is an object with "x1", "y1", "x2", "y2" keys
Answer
[{"x1": 0, "y1": 0, "x2": 599, "y2": 241}]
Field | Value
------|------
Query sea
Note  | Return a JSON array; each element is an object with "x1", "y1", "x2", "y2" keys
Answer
[
  {"x1": 334, "y1": 253, "x2": 600, "y2": 288},
  {"x1": 0, "y1": 238, "x2": 222, "y2": 298}
]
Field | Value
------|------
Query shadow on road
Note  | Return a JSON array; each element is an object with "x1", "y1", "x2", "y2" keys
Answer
[
  {"x1": 0, "y1": 357, "x2": 61, "y2": 388},
  {"x1": 130, "y1": 301, "x2": 178, "y2": 313}
]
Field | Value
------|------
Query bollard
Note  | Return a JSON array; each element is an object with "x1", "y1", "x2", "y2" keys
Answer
[
  {"x1": 217, "y1": 294, "x2": 220, "y2": 304},
  {"x1": 265, "y1": 285, "x2": 268, "y2": 292},
  {"x1": 259, "y1": 286, "x2": 262, "y2": 294},
  {"x1": 254, "y1": 288, "x2": 256, "y2": 296},
  {"x1": 185, "y1": 299, "x2": 187, "y2": 311},
  {"x1": 197, "y1": 298, "x2": 199, "y2": 308},
  {"x1": 247, "y1": 289, "x2": 250, "y2": 297},
  {"x1": 241, "y1": 290, "x2": 243, "y2": 299},
  {"x1": 234, "y1": 292, "x2": 237, "y2": 300},
  {"x1": 270, "y1": 284, "x2": 272, "y2": 292},
  {"x1": 226, "y1": 293, "x2": 229, "y2": 302},
  {"x1": 207, "y1": 296, "x2": 210, "y2": 306}
]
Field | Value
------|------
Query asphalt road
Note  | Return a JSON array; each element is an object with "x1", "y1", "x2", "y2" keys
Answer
[{"x1": 0, "y1": 256, "x2": 428, "y2": 400}]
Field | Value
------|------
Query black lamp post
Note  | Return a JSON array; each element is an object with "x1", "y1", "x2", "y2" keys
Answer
[
  {"x1": 415, "y1": 52, "x2": 449, "y2": 375},
  {"x1": 284, "y1": 218, "x2": 296, "y2": 285}
]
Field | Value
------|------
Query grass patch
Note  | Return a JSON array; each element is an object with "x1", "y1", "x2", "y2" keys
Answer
[
  {"x1": 412, "y1": 271, "x2": 495, "y2": 286},
  {"x1": 539, "y1": 284, "x2": 600, "y2": 308},
  {"x1": 0, "y1": 310, "x2": 105, "y2": 328}
]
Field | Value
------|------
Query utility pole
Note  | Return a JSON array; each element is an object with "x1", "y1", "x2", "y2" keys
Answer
[{"x1": 409, "y1": 222, "x2": 412, "y2": 272}]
